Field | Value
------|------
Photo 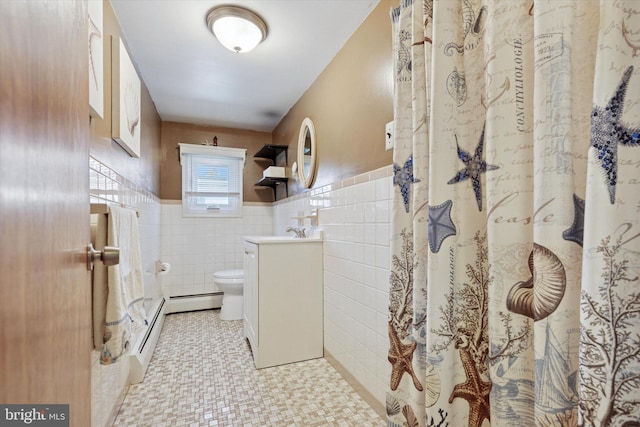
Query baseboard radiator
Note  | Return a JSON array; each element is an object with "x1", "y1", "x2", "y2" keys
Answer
[
  {"x1": 129, "y1": 297, "x2": 167, "y2": 384},
  {"x1": 167, "y1": 292, "x2": 223, "y2": 314},
  {"x1": 128, "y1": 293, "x2": 223, "y2": 384}
]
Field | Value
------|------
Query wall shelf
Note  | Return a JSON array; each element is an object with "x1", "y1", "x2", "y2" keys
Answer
[
  {"x1": 255, "y1": 177, "x2": 288, "y2": 199},
  {"x1": 291, "y1": 208, "x2": 318, "y2": 226},
  {"x1": 254, "y1": 145, "x2": 288, "y2": 201},
  {"x1": 254, "y1": 144, "x2": 288, "y2": 165}
]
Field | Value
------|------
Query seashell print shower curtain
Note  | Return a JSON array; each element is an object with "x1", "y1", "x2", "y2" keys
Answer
[{"x1": 386, "y1": 1, "x2": 640, "y2": 426}]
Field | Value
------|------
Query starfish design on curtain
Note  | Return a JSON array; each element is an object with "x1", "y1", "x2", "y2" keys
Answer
[
  {"x1": 387, "y1": 322, "x2": 424, "y2": 391},
  {"x1": 428, "y1": 200, "x2": 456, "y2": 253},
  {"x1": 562, "y1": 194, "x2": 585, "y2": 246},
  {"x1": 448, "y1": 346, "x2": 491, "y2": 427},
  {"x1": 447, "y1": 125, "x2": 499, "y2": 211},
  {"x1": 590, "y1": 65, "x2": 640, "y2": 204},
  {"x1": 393, "y1": 155, "x2": 421, "y2": 213}
]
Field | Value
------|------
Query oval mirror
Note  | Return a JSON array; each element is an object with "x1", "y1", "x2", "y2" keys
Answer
[{"x1": 297, "y1": 117, "x2": 317, "y2": 188}]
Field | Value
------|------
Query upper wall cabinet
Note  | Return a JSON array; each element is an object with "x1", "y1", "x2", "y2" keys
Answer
[{"x1": 254, "y1": 144, "x2": 288, "y2": 200}]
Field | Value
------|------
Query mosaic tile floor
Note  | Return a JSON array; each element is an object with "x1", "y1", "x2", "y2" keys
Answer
[{"x1": 114, "y1": 310, "x2": 384, "y2": 427}]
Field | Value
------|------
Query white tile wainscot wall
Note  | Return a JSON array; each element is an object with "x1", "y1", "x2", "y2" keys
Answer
[
  {"x1": 89, "y1": 157, "x2": 162, "y2": 427},
  {"x1": 160, "y1": 202, "x2": 273, "y2": 297},
  {"x1": 273, "y1": 165, "x2": 393, "y2": 413}
]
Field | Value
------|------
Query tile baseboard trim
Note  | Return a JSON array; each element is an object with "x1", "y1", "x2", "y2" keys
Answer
[{"x1": 324, "y1": 349, "x2": 385, "y2": 420}]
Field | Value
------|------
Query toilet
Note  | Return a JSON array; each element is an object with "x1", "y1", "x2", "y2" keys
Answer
[{"x1": 213, "y1": 269, "x2": 244, "y2": 320}]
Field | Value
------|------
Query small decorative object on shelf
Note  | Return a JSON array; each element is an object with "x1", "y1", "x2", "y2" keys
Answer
[{"x1": 202, "y1": 135, "x2": 218, "y2": 146}]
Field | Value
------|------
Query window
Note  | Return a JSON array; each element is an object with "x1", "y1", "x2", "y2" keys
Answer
[{"x1": 179, "y1": 144, "x2": 246, "y2": 217}]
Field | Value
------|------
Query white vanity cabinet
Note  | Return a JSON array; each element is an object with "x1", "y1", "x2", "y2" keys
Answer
[{"x1": 243, "y1": 236, "x2": 323, "y2": 369}]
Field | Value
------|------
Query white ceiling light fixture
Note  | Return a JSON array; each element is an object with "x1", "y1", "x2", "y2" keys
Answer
[{"x1": 206, "y1": 5, "x2": 268, "y2": 54}]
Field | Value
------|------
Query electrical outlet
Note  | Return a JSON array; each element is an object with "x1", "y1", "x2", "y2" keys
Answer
[{"x1": 385, "y1": 121, "x2": 394, "y2": 151}]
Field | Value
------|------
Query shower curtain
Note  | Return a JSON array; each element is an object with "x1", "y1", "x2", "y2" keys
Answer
[{"x1": 387, "y1": 1, "x2": 639, "y2": 426}]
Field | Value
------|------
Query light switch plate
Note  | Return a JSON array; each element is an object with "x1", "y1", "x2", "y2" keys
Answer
[{"x1": 385, "y1": 121, "x2": 394, "y2": 151}]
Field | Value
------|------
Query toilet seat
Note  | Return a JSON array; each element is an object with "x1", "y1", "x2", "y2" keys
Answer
[
  {"x1": 213, "y1": 269, "x2": 244, "y2": 285},
  {"x1": 214, "y1": 269, "x2": 243, "y2": 279}
]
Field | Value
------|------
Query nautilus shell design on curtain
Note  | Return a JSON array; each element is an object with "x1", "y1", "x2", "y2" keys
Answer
[{"x1": 506, "y1": 243, "x2": 567, "y2": 321}]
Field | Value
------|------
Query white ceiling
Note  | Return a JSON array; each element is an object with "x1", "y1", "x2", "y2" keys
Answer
[{"x1": 110, "y1": 0, "x2": 381, "y2": 132}]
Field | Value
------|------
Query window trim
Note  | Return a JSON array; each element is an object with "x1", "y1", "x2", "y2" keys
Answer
[{"x1": 179, "y1": 143, "x2": 246, "y2": 218}]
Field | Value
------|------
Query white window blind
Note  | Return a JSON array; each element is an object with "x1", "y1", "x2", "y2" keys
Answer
[{"x1": 179, "y1": 144, "x2": 246, "y2": 217}]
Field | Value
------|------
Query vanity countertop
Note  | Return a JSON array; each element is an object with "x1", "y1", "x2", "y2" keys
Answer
[{"x1": 244, "y1": 235, "x2": 322, "y2": 244}]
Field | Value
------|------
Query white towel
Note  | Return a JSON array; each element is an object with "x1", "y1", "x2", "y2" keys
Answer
[{"x1": 100, "y1": 206, "x2": 147, "y2": 364}]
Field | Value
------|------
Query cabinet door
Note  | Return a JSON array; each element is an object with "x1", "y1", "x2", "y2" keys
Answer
[{"x1": 243, "y1": 243, "x2": 258, "y2": 353}]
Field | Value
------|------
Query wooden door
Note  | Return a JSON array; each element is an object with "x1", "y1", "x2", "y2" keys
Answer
[{"x1": 0, "y1": 1, "x2": 91, "y2": 425}]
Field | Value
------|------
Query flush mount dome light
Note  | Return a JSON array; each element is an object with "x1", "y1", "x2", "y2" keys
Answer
[{"x1": 206, "y1": 5, "x2": 267, "y2": 53}]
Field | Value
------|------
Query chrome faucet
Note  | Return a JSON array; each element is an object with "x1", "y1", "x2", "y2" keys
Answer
[{"x1": 286, "y1": 227, "x2": 306, "y2": 238}]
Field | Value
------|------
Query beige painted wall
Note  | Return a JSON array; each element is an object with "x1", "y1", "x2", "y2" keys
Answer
[
  {"x1": 159, "y1": 122, "x2": 275, "y2": 202},
  {"x1": 272, "y1": 0, "x2": 395, "y2": 197},
  {"x1": 89, "y1": 1, "x2": 162, "y2": 195},
  {"x1": 132, "y1": 0, "x2": 395, "y2": 202},
  {"x1": 85, "y1": 0, "x2": 396, "y2": 202}
]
